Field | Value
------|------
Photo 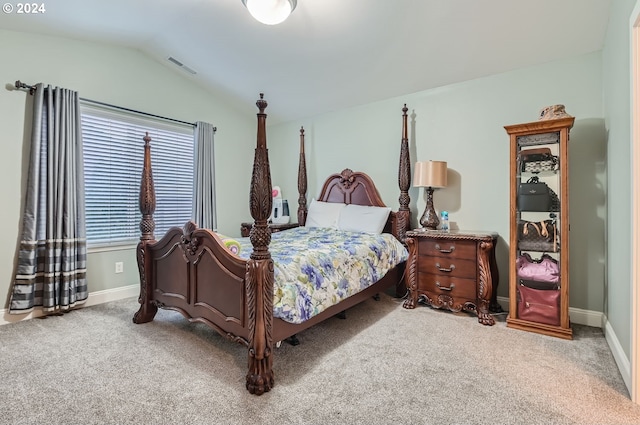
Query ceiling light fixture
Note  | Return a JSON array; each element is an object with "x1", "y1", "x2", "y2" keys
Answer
[{"x1": 241, "y1": 0, "x2": 297, "y2": 25}]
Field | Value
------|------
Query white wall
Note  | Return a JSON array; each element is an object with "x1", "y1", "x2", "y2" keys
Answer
[
  {"x1": 602, "y1": 0, "x2": 636, "y2": 361},
  {"x1": 0, "y1": 29, "x2": 256, "y2": 308},
  {"x1": 269, "y1": 52, "x2": 605, "y2": 308}
]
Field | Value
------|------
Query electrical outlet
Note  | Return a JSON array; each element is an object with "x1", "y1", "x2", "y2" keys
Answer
[{"x1": 115, "y1": 262, "x2": 124, "y2": 274}]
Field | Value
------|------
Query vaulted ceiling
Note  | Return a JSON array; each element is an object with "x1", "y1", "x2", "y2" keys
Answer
[{"x1": 0, "y1": 0, "x2": 613, "y2": 124}]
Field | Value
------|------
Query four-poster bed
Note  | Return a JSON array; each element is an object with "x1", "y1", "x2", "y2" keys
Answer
[{"x1": 133, "y1": 94, "x2": 412, "y2": 395}]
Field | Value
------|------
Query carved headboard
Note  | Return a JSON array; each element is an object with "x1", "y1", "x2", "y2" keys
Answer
[
  {"x1": 314, "y1": 168, "x2": 397, "y2": 235},
  {"x1": 317, "y1": 169, "x2": 386, "y2": 207}
]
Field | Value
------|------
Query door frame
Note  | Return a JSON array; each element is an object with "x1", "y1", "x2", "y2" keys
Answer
[{"x1": 630, "y1": 1, "x2": 640, "y2": 405}]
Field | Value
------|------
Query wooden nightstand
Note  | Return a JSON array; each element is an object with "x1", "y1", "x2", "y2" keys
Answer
[
  {"x1": 402, "y1": 229, "x2": 501, "y2": 325},
  {"x1": 240, "y1": 222, "x2": 299, "y2": 237}
]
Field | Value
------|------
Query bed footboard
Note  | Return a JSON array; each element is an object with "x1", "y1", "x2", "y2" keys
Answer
[
  {"x1": 135, "y1": 222, "x2": 249, "y2": 341},
  {"x1": 132, "y1": 134, "x2": 250, "y2": 345},
  {"x1": 133, "y1": 96, "x2": 277, "y2": 396}
]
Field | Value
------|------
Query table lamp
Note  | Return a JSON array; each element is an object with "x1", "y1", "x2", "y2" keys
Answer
[{"x1": 413, "y1": 160, "x2": 448, "y2": 230}]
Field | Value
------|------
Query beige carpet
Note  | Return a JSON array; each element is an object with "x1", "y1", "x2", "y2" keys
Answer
[{"x1": 1, "y1": 293, "x2": 640, "y2": 425}]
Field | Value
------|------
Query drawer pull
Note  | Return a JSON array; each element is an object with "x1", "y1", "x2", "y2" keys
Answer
[
  {"x1": 435, "y1": 263, "x2": 455, "y2": 272},
  {"x1": 435, "y1": 281, "x2": 455, "y2": 291},
  {"x1": 435, "y1": 243, "x2": 455, "y2": 254}
]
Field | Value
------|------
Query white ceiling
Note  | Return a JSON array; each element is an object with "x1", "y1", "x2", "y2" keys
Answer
[{"x1": 0, "y1": 0, "x2": 613, "y2": 124}]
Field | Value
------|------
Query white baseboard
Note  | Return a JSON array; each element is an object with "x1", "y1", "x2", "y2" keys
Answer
[
  {"x1": 569, "y1": 305, "x2": 605, "y2": 328},
  {"x1": 603, "y1": 315, "x2": 632, "y2": 396},
  {"x1": 0, "y1": 284, "x2": 139, "y2": 326}
]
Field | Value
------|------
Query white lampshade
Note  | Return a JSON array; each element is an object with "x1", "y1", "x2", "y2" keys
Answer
[
  {"x1": 413, "y1": 161, "x2": 448, "y2": 188},
  {"x1": 242, "y1": 0, "x2": 297, "y2": 25}
]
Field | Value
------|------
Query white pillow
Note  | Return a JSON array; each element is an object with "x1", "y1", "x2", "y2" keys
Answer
[
  {"x1": 305, "y1": 199, "x2": 347, "y2": 228},
  {"x1": 337, "y1": 204, "x2": 392, "y2": 234}
]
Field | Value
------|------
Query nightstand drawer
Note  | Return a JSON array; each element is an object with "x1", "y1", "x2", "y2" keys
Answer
[
  {"x1": 417, "y1": 256, "x2": 476, "y2": 279},
  {"x1": 418, "y1": 272, "x2": 476, "y2": 300},
  {"x1": 418, "y1": 239, "x2": 476, "y2": 260}
]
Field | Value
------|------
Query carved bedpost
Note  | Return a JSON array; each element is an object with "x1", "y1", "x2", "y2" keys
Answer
[
  {"x1": 246, "y1": 93, "x2": 275, "y2": 395},
  {"x1": 476, "y1": 240, "x2": 495, "y2": 326},
  {"x1": 133, "y1": 132, "x2": 158, "y2": 324},
  {"x1": 297, "y1": 127, "x2": 308, "y2": 226},
  {"x1": 402, "y1": 237, "x2": 418, "y2": 309},
  {"x1": 139, "y1": 132, "x2": 156, "y2": 242},
  {"x1": 394, "y1": 105, "x2": 412, "y2": 297},
  {"x1": 396, "y1": 104, "x2": 412, "y2": 243}
]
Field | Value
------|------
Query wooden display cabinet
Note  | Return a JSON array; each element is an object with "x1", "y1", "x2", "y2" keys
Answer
[{"x1": 505, "y1": 117, "x2": 574, "y2": 340}]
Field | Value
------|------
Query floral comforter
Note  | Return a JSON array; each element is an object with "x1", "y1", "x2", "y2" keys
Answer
[{"x1": 236, "y1": 226, "x2": 408, "y2": 324}]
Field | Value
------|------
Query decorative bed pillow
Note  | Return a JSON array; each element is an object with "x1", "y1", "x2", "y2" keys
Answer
[
  {"x1": 216, "y1": 234, "x2": 241, "y2": 255},
  {"x1": 305, "y1": 199, "x2": 346, "y2": 228},
  {"x1": 337, "y1": 204, "x2": 391, "y2": 234}
]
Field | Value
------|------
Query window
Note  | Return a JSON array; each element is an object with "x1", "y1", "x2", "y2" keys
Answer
[{"x1": 81, "y1": 103, "x2": 194, "y2": 247}]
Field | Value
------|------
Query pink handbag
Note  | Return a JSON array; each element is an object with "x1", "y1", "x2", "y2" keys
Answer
[
  {"x1": 517, "y1": 284, "x2": 561, "y2": 326},
  {"x1": 516, "y1": 253, "x2": 559, "y2": 283}
]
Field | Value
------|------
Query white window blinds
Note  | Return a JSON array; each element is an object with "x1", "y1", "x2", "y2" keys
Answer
[{"x1": 81, "y1": 103, "x2": 194, "y2": 247}]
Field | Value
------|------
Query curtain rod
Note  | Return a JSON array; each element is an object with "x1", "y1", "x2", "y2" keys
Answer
[
  {"x1": 14, "y1": 80, "x2": 36, "y2": 95},
  {"x1": 14, "y1": 80, "x2": 209, "y2": 130},
  {"x1": 80, "y1": 98, "x2": 198, "y2": 128}
]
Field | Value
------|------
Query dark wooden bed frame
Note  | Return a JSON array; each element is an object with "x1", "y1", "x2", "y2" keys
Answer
[{"x1": 133, "y1": 94, "x2": 412, "y2": 395}]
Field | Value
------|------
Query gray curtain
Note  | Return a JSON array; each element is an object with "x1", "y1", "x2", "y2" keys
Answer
[
  {"x1": 9, "y1": 83, "x2": 87, "y2": 314},
  {"x1": 192, "y1": 121, "x2": 217, "y2": 230}
]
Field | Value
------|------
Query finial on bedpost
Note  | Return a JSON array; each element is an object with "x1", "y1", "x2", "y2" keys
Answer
[
  {"x1": 298, "y1": 126, "x2": 308, "y2": 226},
  {"x1": 299, "y1": 127, "x2": 305, "y2": 152},
  {"x1": 256, "y1": 93, "x2": 267, "y2": 114},
  {"x1": 397, "y1": 104, "x2": 411, "y2": 243},
  {"x1": 139, "y1": 132, "x2": 156, "y2": 241}
]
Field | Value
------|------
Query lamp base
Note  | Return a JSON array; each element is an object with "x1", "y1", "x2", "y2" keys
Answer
[{"x1": 419, "y1": 187, "x2": 440, "y2": 230}]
